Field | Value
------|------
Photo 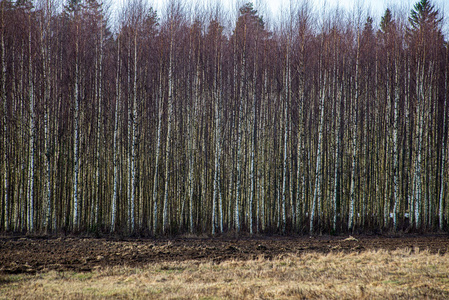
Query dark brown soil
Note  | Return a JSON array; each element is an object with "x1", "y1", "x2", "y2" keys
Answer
[{"x1": 1, "y1": 234, "x2": 448, "y2": 274}]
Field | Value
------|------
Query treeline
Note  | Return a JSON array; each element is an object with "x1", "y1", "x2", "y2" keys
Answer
[{"x1": 0, "y1": 0, "x2": 448, "y2": 235}]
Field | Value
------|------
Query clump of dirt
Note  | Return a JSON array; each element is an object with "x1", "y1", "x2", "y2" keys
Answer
[{"x1": 1, "y1": 234, "x2": 447, "y2": 274}]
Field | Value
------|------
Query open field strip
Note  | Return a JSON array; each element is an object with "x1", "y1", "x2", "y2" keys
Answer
[{"x1": 1, "y1": 248, "x2": 448, "y2": 299}]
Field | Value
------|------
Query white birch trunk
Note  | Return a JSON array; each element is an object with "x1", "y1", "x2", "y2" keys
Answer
[
  {"x1": 162, "y1": 28, "x2": 174, "y2": 234},
  {"x1": 130, "y1": 32, "x2": 138, "y2": 232},
  {"x1": 260, "y1": 67, "x2": 267, "y2": 232},
  {"x1": 187, "y1": 43, "x2": 200, "y2": 233},
  {"x1": 383, "y1": 53, "x2": 391, "y2": 228},
  {"x1": 44, "y1": 94, "x2": 50, "y2": 230},
  {"x1": 94, "y1": 21, "x2": 103, "y2": 228},
  {"x1": 152, "y1": 67, "x2": 162, "y2": 234},
  {"x1": 126, "y1": 37, "x2": 132, "y2": 230},
  {"x1": 235, "y1": 24, "x2": 246, "y2": 233},
  {"x1": 27, "y1": 20, "x2": 35, "y2": 232},
  {"x1": 235, "y1": 79, "x2": 242, "y2": 233},
  {"x1": 218, "y1": 48, "x2": 223, "y2": 233},
  {"x1": 281, "y1": 42, "x2": 290, "y2": 234},
  {"x1": 381, "y1": 52, "x2": 392, "y2": 227},
  {"x1": 414, "y1": 63, "x2": 424, "y2": 229},
  {"x1": 111, "y1": 36, "x2": 120, "y2": 232},
  {"x1": 212, "y1": 124, "x2": 218, "y2": 235},
  {"x1": 348, "y1": 32, "x2": 360, "y2": 231},
  {"x1": 40, "y1": 10, "x2": 52, "y2": 231},
  {"x1": 2, "y1": 4, "x2": 8, "y2": 231},
  {"x1": 406, "y1": 59, "x2": 413, "y2": 226},
  {"x1": 249, "y1": 41, "x2": 257, "y2": 235},
  {"x1": 296, "y1": 41, "x2": 306, "y2": 231},
  {"x1": 187, "y1": 111, "x2": 195, "y2": 233},
  {"x1": 439, "y1": 54, "x2": 448, "y2": 230},
  {"x1": 392, "y1": 60, "x2": 400, "y2": 230},
  {"x1": 332, "y1": 80, "x2": 342, "y2": 231},
  {"x1": 212, "y1": 37, "x2": 222, "y2": 235},
  {"x1": 211, "y1": 85, "x2": 218, "y2": 235},
  {"x1": 282, "y1": 99, "x2": 288, "y2": 234},
  {"x1": 296, "y1": 103, "x2": 303, "y2": 231},
  {"x1": 261, "y1": 141, "x2": 265, "y2": 232},
  {"x1": 73, "y1": 23, "x2": 80, "y2": 231},
  {"x1": 310, "y1": 77, "x2": 326, "y2": 234}
]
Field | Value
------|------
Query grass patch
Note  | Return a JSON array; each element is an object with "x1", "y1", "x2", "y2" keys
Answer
[
  {"x1": 1, "y1": 248, "x2": 449, "y2": 299},
  {"x1": 0, "y1": 274, "x2": 26, "y2": 285}
]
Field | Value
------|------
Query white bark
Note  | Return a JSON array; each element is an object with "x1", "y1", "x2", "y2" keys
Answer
[
  {"x1": 414, "y1": 62, "x2": 424, "y2": 229},
  {"x1": 130, "y1": 32, "x2": 138, "y2": 232},
  {"x1": 94, "y1": 19, "x2": 103, "y2": 228},
  {"x1": 406, "y1": 59, "x2": 413, "y2": 226},
  {"x1": 439, "y1": 55, "x2": 447, "y2": 230},
  {"x1": 2, "y1": 4, "x2": 8, "y2": 231},
  {"x1": 212, "y1": 37, "x2": 222, "y2": 235},
  {"x1": 281, "y1": 42, "x2": 290, "y2": 234},
  {"x1": 162, "y1": 26, "x2": 174, "y2": 234},
  {"x1": 73, "y1": 22, "x2": 80, "y2": 231},
  {"x1": 212, "y1": 85, "x2": 218, "y2": 235},
  {"x1": 310, "y1": 77, "x2": 326, "y2": 234},
  {"x1": 297, "y1": 42, "x2": 305, "y2": 232},
  {"x1": 27, "y1": 18, "x2": 35, "y2": 232},
  {"x1": 111, "y1": 36, "x2": 120, "y2": 233},
  {"x1": 152, "y1": 67, "x2": 162, "y2": 234},
  {"x1": 40, "y1": 8, "x2": 52, "y2": 231},
  {"x1": 235, "y1": 24, "x2": 246, "y2": 233},
  {"x1": 44, "y1": 102, "x2": 50, "y2": 229},
  {"x1": 187, "y1": 39, "x2": 199, "y2": 233},
  {"x1": 348, "y1": 32, "x2": 360, "y2": 231},
  {"x1": 235, "y1": 74, "x2": 242, "y2": 232},
  {"x1": 260, "y1": 67, "x2": 268, "y2": 232},
  {"x1": 187, "y1": 110, "x2": 195, "y2": 233},
  {"x1": 332, "y1": 80, "x2": 342, "y2": 231},
  {"x1": 282, "y1": 99, "x2": 288, "y2": 234},
  {"x1": 218, "y1": 48, "x2": 224, "y2": 233},
  {"x1": 249, "y1": 40, "x2": 258, "y2": 235},
  {"x1": 392, "y1": 60, "x2": 400, "y2": 229},
  {"x1": 296, "y1": 102, "x2": 303, "y2": 231}
]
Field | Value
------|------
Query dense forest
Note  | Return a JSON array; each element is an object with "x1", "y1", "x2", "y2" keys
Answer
[{"x1": 0, "y1": 0, "x2": 448, "y2": 235}]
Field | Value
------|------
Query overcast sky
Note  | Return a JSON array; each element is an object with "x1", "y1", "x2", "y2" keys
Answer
[{"x1": 109, "y1": 0, "x2": 449, "y2": 35}]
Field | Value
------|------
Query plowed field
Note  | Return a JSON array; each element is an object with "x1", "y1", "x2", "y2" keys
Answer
[{"x1": 1, "y1": 234, "x2": 448, "y2": 274}]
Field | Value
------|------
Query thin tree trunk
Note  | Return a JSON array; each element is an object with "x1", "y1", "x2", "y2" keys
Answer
[
  {"x1": 218, "y1": 47, "x2": 224, "y2": 233},
  {"x1": 249, "y1": 39, "x2": 258, "y2": 235},
  {"x1": 414, "y1": 62, "x2": 424, "y2": 229},
  {"x1": 439, "y1": 51, "x2": 448, "y2": 230},
  {"x1": 152, "y1": 65, "x2": 162, "y2": 235},
  {"x1": 311, "y1": 77, "x2": 326, "y2": 234},
  {"x1": 43, "y1": 33, "x2": 51, "y2": 232},
  {"x1": 94, "y1": 19, "x2": 103, "y2": 229},
  {"x1": 1, "y1": 2, "x2": 8, "y2": 231},
  {"x1": 332, "y1": 77, "x2": 343, "y2": 232},
  {"x1": 392, "y1": 59, "x2": 400, "y2": 230},
  {"x1": 348, "y1": 31, "x2": 360, "y2": 231},
  {"x1": 73, "y1": 22, "x2": 80, "y2": 231},
  {"x1": 296, "y1": 35, "x2": 306, "y2": 232},
  {"x1": 187, "y1": 110, "x2": 195, "y2": 233},
  {"x1": 212, "y1": 35, "x2": 222, "y2": 235},
  {"x1": 162, "y1": 26, "x2": 174, "y2": 234},
  {"x1": 235, "y1": 23, "x2": 246, "y2": 234},
  {"x1": 282, "y1": 96, "x2": 288, "y2": 234},
  {"x1": 130, "y1": 31, "x2": 138, "y2": 233},
  {"x1": 27, "y1": 16, "x2": 35, "y2": 233},
  {"x1": 111, "y1": 36, "x2": 121, "y2": 233},
  {"x1": 281, "y1": 40, "x2": 290, "y2": 234}
]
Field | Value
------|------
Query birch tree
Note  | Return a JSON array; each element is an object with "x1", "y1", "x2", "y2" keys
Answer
[{"x1": 348, "y1": 20, "x2": 360, "y2": 231}]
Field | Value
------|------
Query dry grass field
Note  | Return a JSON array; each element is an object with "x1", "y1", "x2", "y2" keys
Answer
[{"x1": 1, "y1": 247, "x2": 448, "y2": 299}]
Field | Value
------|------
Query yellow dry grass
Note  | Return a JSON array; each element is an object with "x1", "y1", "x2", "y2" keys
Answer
[{"x1": 1, "y1": 248, "x2": 448, "y2": 299}]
